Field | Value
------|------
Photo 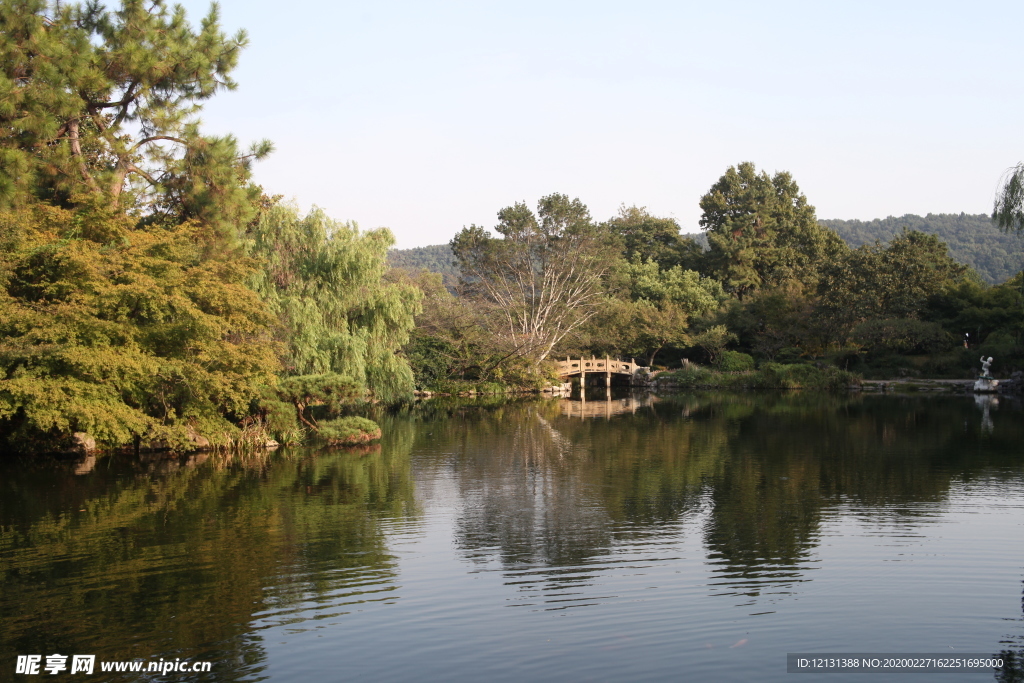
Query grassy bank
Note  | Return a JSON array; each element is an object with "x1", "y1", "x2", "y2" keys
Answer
[
  {"x1": 656, "y1": 363, "x2": 861, "y2": 391},
  {"x1": 418, "y1": 380, "x2": 511, "y2": 396}
]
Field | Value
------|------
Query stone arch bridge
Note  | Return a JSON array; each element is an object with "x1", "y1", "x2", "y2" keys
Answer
[{"x1": 556, "y1": 357, "x2": 650, "y2": 387}]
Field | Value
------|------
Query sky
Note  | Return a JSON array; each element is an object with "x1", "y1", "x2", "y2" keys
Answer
[{"x1": 176, "y1": 0, "x2": 1024, "y2": 249}]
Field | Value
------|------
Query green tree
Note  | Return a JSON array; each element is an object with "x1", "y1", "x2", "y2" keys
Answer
[
  {"x1": 699, "y1": 162, "x2": 846, "y2": 299},
  {"x1": 605, "y1": 205, "x2": 702, "y2": 270},
  {"x1": 926, "y1": 276, "x2": 1024, "y2": 347},
  {"x1": 691, "y1": 324, "x2": 737, "y2": 365},
  {"x1": 724, "y1": 291, "x2": 818, "y2": 360},
  {"x1": 451, "y1": 193, "x2": 619, "y2": 366},
  {"x1": 816, "y1": 230, "x2": 969, "y2": 345},
  {"x1": 0, "y1": 0, "x2": 286, "y2": 454},
  {"x1": 248, "y1": 204, "x2": 422, "y2": 404},
  {"x1": 0, "y1": 201, "x2": 280, "y2": 452},
  {"x1": 619, "y1": 258, "x2": 725, "y2": 366},
  {"x1": 993, "y1": 163, "x2": 1024, "y2": 235},
  {"x1": 850, "y1": 318, "x2": 953, "y2": 355},
  {"x1": 821, "y1": 213, "x2": 1024, "y2": 286},
  {"x1": 0, "y1": 0, "x2": 270, "y2": 239},
  {"x1": 391, "y1": 269, "x2": 500, "y2": 386}
]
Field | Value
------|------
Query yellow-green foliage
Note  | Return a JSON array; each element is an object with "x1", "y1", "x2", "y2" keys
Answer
[
  {"x1": 317, "y1": 416, "x2": 382, "y2": 446},
  {"x1": 0, "y1": 203, "x2": 281, "y2": 452},
  {"x1": 0, "y1": 1, "x2": 424, "y2": 454}
]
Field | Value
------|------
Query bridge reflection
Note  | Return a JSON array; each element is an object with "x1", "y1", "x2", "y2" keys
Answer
[{"x1": 559, "y1": 393, "x2": 658, "y2": 419}]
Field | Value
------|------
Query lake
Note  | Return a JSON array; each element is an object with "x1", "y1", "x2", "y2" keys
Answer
[{"x1": 2, "y1": 392, "x2": 1023, "y2": 682}]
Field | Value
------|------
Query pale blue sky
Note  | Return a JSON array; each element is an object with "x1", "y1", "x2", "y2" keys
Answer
[{"x1": 177, "y1": 0, "x2": 1024, "y2": 248}]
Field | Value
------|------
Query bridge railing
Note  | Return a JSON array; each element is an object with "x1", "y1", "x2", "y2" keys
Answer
[{"x1": 555, "y1": 357, "x2": 647, "y2": 377}]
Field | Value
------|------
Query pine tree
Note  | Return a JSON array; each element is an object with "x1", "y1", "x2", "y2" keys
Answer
[
  {"x1": 1, "y1": 1, "x2": 424, "y2": 452},
  {"x1": 0, "y1": 0, "x2": 271, "y2": 240},
  {"x1": 0, "y1": 0, "x2": 280, "y2": 452}
]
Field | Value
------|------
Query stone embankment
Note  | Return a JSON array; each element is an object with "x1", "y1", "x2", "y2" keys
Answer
[
  {"x1": 997, "y1": 371, "x2": 1023, "y2": 395},
  {"x1": 859, "y1": 379, "x2": 972, "y2": 393},
  {"x1": 860, "y1": 372, "x2": 1024, "y2": 395}
]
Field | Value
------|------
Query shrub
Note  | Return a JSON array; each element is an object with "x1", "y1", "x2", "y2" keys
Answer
[
  {"x1": 718, "y1": 351, "x2": 755, "y2": 372},
  {"x1": 657, "y1": 365, "x2": 718, "y2": 388},
  {"x1": 317, "y1": 417, "x2": 382, "y2": 446},
  {"x1": 752, "y1": 363, "x2": 859, "y2": 390},
  {"x1": 775, "y1": 347, "x2": 805, "y2": 364},
  {"x1": 657, "y1": 362, "x2": 859, "y2": 392},
  {"x1": 979, "y1": 331, "x2": 1017, "y2": 362},
  {"x1": 259, "y1": 396, "x2": 303, "y2": 444},
  {"x1": 918, "y1": 353, "x2": 969, "y2": 378}
]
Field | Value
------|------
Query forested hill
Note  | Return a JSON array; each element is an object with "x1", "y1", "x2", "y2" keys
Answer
[
  {"x1": 819, "y1": 213, "x2": 1024, "y2": 285},
  {"x1": 389, "y1": 213, "x2": 1024, "y2": 285},
  {"x1": 387, "y1": 244, "x2": 460, "y2": 281}
]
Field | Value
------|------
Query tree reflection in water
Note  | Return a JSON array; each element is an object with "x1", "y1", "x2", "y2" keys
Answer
[
  {"x1": 2, "y1": 393, "x2": 1022, "y2": 681},
  {"x1": 437, "y1": 393, "x2": 1024, "y2": 614},
  {"x1": 995, "y1": 579, "x2": 1024, "y2": 683},
  {"x1": 0, "y1": 424, "x2": 418, "y2": 682}
]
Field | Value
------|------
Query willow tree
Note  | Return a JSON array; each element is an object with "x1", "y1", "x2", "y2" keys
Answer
[
  {"x1": 248, "y1": 204, "x2": 421, "y2": 405},
  {"x1": 994, "y1": 163, "x2": 1024, "y2": 235},
  {"x1": 450, "y1": 194, "x2": 619, "y2": 366}
]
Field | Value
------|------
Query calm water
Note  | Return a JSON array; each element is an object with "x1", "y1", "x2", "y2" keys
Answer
[{"x1": 2, "y1": 393, "x2": 1023, "y2": 682}]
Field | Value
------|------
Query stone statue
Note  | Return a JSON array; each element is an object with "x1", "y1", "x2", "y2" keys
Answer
[{"x1": 975, "y1": 356, "x2": 999, "y2": 393}]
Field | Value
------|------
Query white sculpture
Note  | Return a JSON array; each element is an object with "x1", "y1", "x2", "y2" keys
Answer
[
  {"x1": 974, "y1": 356, "x2": 999, "y2": 393},
  {"x1": 974, "y1": 394, "x2": 998, "y2": 433}
]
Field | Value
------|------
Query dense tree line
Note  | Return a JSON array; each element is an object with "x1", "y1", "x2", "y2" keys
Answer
[
  {"x1": 0, "y1": 0, "x2": 417, "y2": 454},
  {"x1": 3, "y1": 1, "x2": 1022, "y2": 455},
  {"x1": 393, "y1": 213, "x2": 1024, "y2": 289},
  {"x1": 386, "y1": 244, "x2": 460, "y2": 284},
  {"x1": 397, "y1": 164, "x2": 1024, "y2": 389},
  {"x1": 820, "y1": 213, "x2": 1024, "y2": 285}
]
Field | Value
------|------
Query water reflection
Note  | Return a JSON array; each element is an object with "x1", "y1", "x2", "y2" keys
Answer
[
  {"x1": 435, "y1": 393, "x2": 1024, "y2": 616},
  {"x1": 1, "y1": 393, "x2": 1022, "y2": 682},
  {"x1": 451, "y1": 404, "x2": 613, "y2": 571},
  {"x1": 976, "y1": 393, "x2": 999, "y2": 434},
  {"x1": 560, "y1": 393, "x2": 657, "y2": 419},
  {"x1": 995, "y1": 579, "x2": 1024, "y2": 682},
  {"x1": 0, "y1": 430, "x2": 417, "y2": 682}
]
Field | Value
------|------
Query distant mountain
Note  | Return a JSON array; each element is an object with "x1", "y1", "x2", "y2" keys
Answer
[
  {"x1": 388, "y1": 214, "x2": 1024, "y2": 286},
  {"x1": 819, "y1": 213, "x2": 1024, "y2": 285},
  {"x1": 386, "y1": 244, "x2": 461, "y2": 282}
]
